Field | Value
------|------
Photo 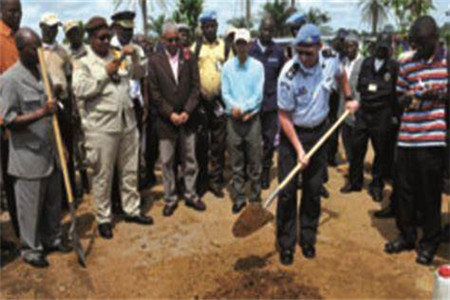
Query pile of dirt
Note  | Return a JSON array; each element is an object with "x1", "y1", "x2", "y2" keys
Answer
[{"x1": 203, "y1": 269, "x2": 323, "y2": 299}]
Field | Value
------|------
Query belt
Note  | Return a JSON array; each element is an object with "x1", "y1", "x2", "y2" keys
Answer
[{"x1": 294, "y1": 119, "x2": 327, "y2": 132}]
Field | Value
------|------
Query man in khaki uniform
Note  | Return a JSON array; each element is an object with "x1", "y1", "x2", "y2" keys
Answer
[{"x1": 72, "y1": 16, "x2": 153, "y2": 239}]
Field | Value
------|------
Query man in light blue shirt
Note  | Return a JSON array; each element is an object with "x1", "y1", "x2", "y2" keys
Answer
[
  {"x1": 221, "y1": 28, "x2": 265, "y2": 214},
  {"x1": 276, "y1": 24, "x2": 359, "y2": 266}
]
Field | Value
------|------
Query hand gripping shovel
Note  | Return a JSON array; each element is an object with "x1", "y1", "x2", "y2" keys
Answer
[
  {"x1": 232, "y1": 110, "x2": 351, "y2": 238},
  {"x1": 37, "y1": 48, "x2": 87, "y2": 267}
]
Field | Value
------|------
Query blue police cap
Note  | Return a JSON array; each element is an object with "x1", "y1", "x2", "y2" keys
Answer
[
  {"x1": 285, "y1": 12, "x2": 306, "y2": 26},
  {"x1": 293, "y1": 23, "x2": 321, "y2": 45},
  {"x1": 198, "y1": 10, "x2": 217, "y2": 23}
]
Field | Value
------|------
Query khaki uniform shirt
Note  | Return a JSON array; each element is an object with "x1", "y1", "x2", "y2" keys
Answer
[
  {"x1": 72, "y1": 46, "x2": 138, "y2": 133},
  {"x1": 43, "y1": 43, "x2": 71, "y2": 99}
]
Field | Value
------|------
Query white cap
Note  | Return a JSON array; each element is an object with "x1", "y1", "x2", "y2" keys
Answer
[
  {"x1": 64, "y1": 20, "x2": 79, "y2": 34},
  {"x1": 40, "y1": 13, "x2": 61, "y2": 27},
  {"x1": 234, "y1": 28, "x2": 251, "y2": 43}
]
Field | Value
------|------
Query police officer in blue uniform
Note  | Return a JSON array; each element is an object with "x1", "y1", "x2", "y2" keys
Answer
[
  {"x1": 276, "y1": 24, "x2": 359, "y2": 266},
  {"x1": 249, "y1": 16, "x2": 285, "y2": 189}
]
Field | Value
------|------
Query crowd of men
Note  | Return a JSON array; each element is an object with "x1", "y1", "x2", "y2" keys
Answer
[{"x1": 0, "y1": 0, "x2": 448, "y2": 269}]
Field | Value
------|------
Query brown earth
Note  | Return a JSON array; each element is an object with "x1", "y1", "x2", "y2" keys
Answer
[{"x1": 1, "y1": 154, "x2": 449, "y2": 299}]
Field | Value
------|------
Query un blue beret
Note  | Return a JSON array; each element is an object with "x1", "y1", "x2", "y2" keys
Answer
[
  {"x1": 199, "y1": 10, "x2": 217, "y2": 23},
  {"x1": 293, "y1": 23, "x2": 321, "y2": 45},
  {"x1": 285, "y1": 12, "x2": 306, "y2": 26}
]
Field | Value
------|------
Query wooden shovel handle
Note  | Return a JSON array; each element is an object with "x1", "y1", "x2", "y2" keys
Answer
[{"x1": 37, "y1": 48, "x2": 74, "y2": 204}]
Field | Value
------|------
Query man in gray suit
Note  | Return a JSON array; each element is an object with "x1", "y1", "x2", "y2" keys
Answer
[
  {"x1": 339, "y1": 33, "x2": 364, "y2": 163},
  {"x1": 0, "y1": 28, "x2": 71, "y2": 268}
]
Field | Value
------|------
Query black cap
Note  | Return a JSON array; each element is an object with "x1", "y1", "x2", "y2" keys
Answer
[
  {"x1": 111, "y1": 10, "x2": 136, "y2": 28},
  {"x1": 376, "y1": 32, "x2": 392, "y2": 49},
  {"x1": 85, "y1": 16, "x2": 109, "y2": 35}
]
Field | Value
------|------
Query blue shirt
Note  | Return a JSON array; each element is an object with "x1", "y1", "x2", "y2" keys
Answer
[
  {"x1": 248, "y1": 39, "x2": 285, "y2": 112},
  {"x1": 221, "y1": 56, "x2": 265, "y2": 115},
  {"x1": 277, "y1": 53, "x2": 341, "y2": 127}
]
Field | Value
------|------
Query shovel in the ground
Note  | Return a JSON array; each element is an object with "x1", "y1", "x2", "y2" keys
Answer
[
  {"x1": 38, "y1": 48, "x2": 87, "y2": 267},
  {"x1": 232, "y1": 110, "x2": 351, "y2": 238}
]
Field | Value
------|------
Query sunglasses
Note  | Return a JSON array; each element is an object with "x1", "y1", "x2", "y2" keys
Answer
[
  {"x1": 97, "y1": 34, "x2": 112, "y2": 42},
  {"x1": 296, "y1": 50, "x2": 315, "y2": 57},
  {"x1": 166, "y1": 37, "x2": 180, "y2": 44}
]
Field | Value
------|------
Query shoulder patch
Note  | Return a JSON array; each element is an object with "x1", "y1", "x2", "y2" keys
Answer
[
  {"x1": 286, "y1": 63, "x2": 300, "y2": 80},
  {"x1": 321, "y1": 49, "x2": 336, "y2": 58}
]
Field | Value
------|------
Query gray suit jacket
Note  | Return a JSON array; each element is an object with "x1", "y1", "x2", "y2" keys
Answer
[
  {"x1": 339, "y1": 55, "x2": 364, "y2": 126},
  {"x1": 0, "y1": 62, "x2": 56, "y2": 179}
]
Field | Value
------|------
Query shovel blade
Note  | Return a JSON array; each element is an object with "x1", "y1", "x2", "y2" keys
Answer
[{"x1": 232, "y1": 204, "x2": 274, "y2": 238}]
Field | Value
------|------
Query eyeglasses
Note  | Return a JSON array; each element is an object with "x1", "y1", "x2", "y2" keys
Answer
[
  {"x1": 166, "y1": 37, "x2": 180, "y2": 44},
  {"x1": 296, "y1": 50, "x2": 315, "y2": 57},
  {"x1": 97, "y1": 34, "x2": 112, "y2": 42}
]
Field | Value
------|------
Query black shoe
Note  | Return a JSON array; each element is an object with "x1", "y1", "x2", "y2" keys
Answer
[
  {"x1": 1, "y1": 239, "x2": 16, "y2": 251},
  {"x1": 384, "y1": 237, "x2": 414, "y2": 254},
  {"x1": 416, "y1": 248, "x2": 436, "y2": 266},
  {"x1": 98, "y1": 223, "x2": 113, "y2": 239},
  {"x1": 369, "y1": 186, "x2": 383, "y2": 202},
  {"x1": 321, "y1": 186, "x2": 330, "y2": 199},
  {"x1": 232, "y1": 201, "x2": 247, "y2": 215},
  {"x1": 124, "y1": 214, "x2": 154, "y2": 225},
  {"x1": 185, "y1": 198, "x2": 207, "y2": 211},
  {"x1": 374, "y1": 206, "x2": 395, "y2": 219},
  {"x1": 209, "y1": 185, "x2": 225, "y2": 198},
  {"x1": 44, "y1": 243, "x2": 73, "y2": 254},
  {"x1": 261, "y1": 169, "x2": 270, "y2": 190},
  {"x1": 279, "y1": 250, "x2": 294, "y2": 266},
  {"x1": 301, "y1": 245, "x2": 316, "y2": 259},
  {"x1": 163, "y1": 204, "x2": 178, "y2": 217},
  {"x1": 23, "y1": 256, "x2": 49, "y2": 268},
  {"x1": 340, "y1": 183, "x2": 361, "y2": 194},
  {"x1": 328, "y1": 158, "x2": 338, "y2": 167}
]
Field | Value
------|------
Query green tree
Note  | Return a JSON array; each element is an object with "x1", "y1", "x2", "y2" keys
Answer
[
  {"x1": 359, "y1": 0, "x2": 389, "y2": 35},
  {"x1": 384, "y1": 0, "x2": 434, "y2": 32},
  {"x1": 227, "y1": 16, "x2": 254, "y2": 29},
  {"x1": 148, "y1": 14, "x2": 167, "y2": 38},
  {"x1": 172, "y1": 0, "x2": 203, "y2": 37},
  {"x1": 305, "y1": 7, "x2": 331, "y2": 26},
  {"x1": 261, "y1": 0, "x2": 291, "y2": 37}
]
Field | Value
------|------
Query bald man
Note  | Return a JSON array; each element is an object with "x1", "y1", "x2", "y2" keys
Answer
[{"x1": 0, "y1": 28, "x2": 72, "y2": 268}]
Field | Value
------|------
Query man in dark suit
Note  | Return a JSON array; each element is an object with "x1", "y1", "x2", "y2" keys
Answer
[{"x1": 148, "y1": 22, "x2": 206, "y2": 217}]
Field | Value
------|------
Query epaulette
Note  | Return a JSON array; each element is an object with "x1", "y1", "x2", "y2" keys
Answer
[
  {"x1": 321, "y1": 48, "x2": 336, "y2": 58},
  {"x1": 286, "y1": 62, "x2": 300, "y2": 80}
]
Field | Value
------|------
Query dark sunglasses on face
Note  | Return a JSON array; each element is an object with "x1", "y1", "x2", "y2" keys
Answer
[
  {"x1": 166, "y1": 37, "x2": 180, "y2": 43},
  {"x1": 296, "y1": 49, "x2": 315, "y2": 57},
  {"x1": 97, "y1": 34, "x2": 112, "y2": 42}
]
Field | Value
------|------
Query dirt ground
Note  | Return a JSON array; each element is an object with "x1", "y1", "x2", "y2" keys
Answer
[{"x1": 1, "y1": 153, "x2": 449, "y2": 299}]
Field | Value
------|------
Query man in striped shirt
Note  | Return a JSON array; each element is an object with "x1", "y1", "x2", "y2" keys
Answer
[{"x1": 384, "y1": 16, "x2": 448, "y2": 266}]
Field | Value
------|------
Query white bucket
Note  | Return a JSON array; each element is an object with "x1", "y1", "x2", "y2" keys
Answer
[{"x1": 433, "y1": 265, "x2": 450, "y2": 300}]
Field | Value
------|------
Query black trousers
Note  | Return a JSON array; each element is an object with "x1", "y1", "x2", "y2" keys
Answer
[
  {"x1": 195, "y1": 99, "x2": 227, "y2": 194},
  {"x1": 349, "y1": 108, "x2": 391, "y2": 189},
  {"x1": 341, "y1": 123, "x2": 354, "y2": 163},
  {"x1": 276, "y1": 121, "x2": 328, "y2": 251},
  {"x1": 395, "y1": 147, "x2": 444, "y2": 249},
  {"x1": 57, "y1": 103, "x2": 76, "y2": 205},
  {"x1": 261, "y1": 110, "x2": 279, "y2": 172},
  {"x1": 1, "y1": 137, "x2": 19, "y2": 237},
  {"x1": 144, "y1": 113, "x2": 160, "y2": 183},
  {"x1": 327, "y1": 91, "x2": 340, "y2": 162}
]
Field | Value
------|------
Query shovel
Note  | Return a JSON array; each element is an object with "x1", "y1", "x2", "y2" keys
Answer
[
  {"x1": 37, "y1": 48, "x2": 87, "y2": 267},
  {"x1": 232, "y1": 110, "x2": 351, "y2": 238}
]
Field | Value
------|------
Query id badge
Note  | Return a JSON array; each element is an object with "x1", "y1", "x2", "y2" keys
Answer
[{"x1": 368, "y1": 83, "x2": 378, "y2": 93}]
